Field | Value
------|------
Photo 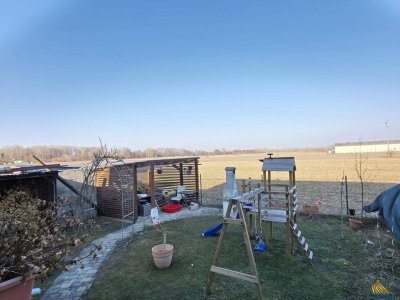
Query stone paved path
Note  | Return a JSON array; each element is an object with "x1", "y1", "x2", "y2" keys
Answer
[{"x1": 42, "y1": 207, "x2": 220, "y2": 299}]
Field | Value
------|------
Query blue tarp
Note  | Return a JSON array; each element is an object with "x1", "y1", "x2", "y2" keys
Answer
[{"x1": 364, "y1": 184, "x2": 400, "y2": 240}]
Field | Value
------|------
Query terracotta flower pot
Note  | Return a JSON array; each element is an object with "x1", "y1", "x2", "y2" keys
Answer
[
  {"x1": 348, "y1": 218, "x2": 363, "y2": 230},
  {"x1": 303, "y1": 205, "x2": 319, "y2": 213},
  {"x1": 152, "y1": 244, "x2": 173, "y2": 269},
  {"x1": 0, "y1": 276, "x2": 35, "y2": 300}
]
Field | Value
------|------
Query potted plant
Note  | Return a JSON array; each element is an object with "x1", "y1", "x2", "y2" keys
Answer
[
  {"x1": 303, "y1": 199, "x2": 322, "y2": 213},
  {"x1": 0, "y1": 188, "x2": 100, "y2": 299},
  {"x1": 150, "y1": 205, "x2": 173, "y2": 269},
  {"x1": 0, "y1": 188, "x2": 72, "y2": 299}
]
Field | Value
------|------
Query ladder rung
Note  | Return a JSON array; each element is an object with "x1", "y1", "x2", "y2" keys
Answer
[
  {"x1": 304, "y1": 243, "x2": 309, "y2": 252},
  {"x1": 224, "y1": 219, "x2": 243, "y2": 225},
  {"x1": 210, "y1": 266, "x2": 259, "y2": 283},
  {"x1": 297, "y1": 231, "x2": 302, "y2": 238},
  {"x1": 293, "y1": 198, "x2": 299, "y2": 206},
  {"x1": 300, "y1": 237, "x2": 305, "y2": 245},
  {"x1": 293, "y1": 223, "x2": 298, "y2": 231},
  {"x1": 308, "y1": 251, "x2": 313, "y2": 260}
]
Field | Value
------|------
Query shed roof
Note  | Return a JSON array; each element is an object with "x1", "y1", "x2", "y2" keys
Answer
[
  {"x1": 101, "y1": 156, "x2": 199, "y2": 169},
  {"x1": 261, "y1": 157, "x2": 296, "y2": 172},
  {"x1": 0, "y1": 164, "x2": 77, "y2": 177}
]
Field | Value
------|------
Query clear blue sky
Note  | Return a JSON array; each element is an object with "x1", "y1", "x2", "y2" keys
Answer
[{"x1": 1, "y1": 0, "x2": 399, "y2": 150}]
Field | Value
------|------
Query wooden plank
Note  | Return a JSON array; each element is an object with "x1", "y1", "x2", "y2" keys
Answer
[
  {"x1": 149, "y1": 164, "x2": 155, "y2": 208},
  {"x1": 224, "y1": 219, "x2": 243, "y2": 225},
  {"x1": 179, "y1": 163, "x2": 183, "y2": 185},
  {"x1": 133, "y1": 165, "x2": 138, "y2": 221},
  {"x1": 210, "y1": 266, "x2": 258, "y2": 283},
  {"x1": 264, "y1": 183, "x2": 290, "y2": 188},
  {"x1": 262, "y1": 216, "x2": 287, "y2": 223},
  {"x1": 263, "y1": 190, "x2": 288, "y2": 195}
]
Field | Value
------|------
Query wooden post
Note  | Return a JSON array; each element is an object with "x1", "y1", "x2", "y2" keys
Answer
[
  {"x1": 150, "y1": 163, "x2": 156, "y2": 208},
  {"x1": 263, "y1": 171, "x2": 267, "y2": 191},
  {"x1": 286, "y1": 184, "x2": 292, "y2": 255},
  {"x1": 133, "y1": 165, "x2": 138, "y2": 221},
  {"x1": 195, "y1": 159, "x2": 199, "y2": 202},
  {"x1": 179, "y1": 163, "x2": 184, "y2": 185}
]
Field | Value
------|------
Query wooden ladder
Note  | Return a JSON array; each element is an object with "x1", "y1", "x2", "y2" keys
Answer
[
  {"x1": 291, "y1": 223, "x2": 314, "y2": 260},
  {"x1": 206, "y1": 197, "x2": 263, "y2": 299}
]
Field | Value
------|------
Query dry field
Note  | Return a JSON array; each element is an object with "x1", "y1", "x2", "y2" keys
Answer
[
  {"x1": 58, "y1": 151, "x2": 400, "y2": 216},
  {"x1": 199, "y1": 151, "x2": 400, "y2": 216}
]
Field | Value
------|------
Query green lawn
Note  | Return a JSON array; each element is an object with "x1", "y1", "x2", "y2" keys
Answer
[{"x1": 84, "y1": 215, "x2": 399, "y2": 299}]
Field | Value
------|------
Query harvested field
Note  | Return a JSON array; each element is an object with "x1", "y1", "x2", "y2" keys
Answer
[
  {"x1": 199, "y1": 151, "x2": 400, "y2": 216},
  {"x1": 57, "y1": 151, "x2": 400, "y2": 216}
]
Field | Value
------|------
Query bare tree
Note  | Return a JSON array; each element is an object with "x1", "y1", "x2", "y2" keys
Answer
[{"x1": 353, "y1": 139, "x2": 373, "y2": 221}]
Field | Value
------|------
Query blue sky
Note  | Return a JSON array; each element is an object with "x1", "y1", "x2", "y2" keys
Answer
[{"x1": 0, "y1": 0, "x2": 399, "y2": 150}]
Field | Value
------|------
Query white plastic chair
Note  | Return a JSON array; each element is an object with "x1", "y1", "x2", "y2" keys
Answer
[{"x1": 170, "y1": 185, "x2": 185, "y2": 203}]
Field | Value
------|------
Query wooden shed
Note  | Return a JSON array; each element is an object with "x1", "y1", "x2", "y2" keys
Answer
[
  {"x1": 0, "y1": 163, "x2": 77, "y2": 209},
  {"x1": 95, "y1": 157, "x2": 200, "y2": 221},
  {"x1": 0, "y1": 171, "x2": 58, "y2": 206}
]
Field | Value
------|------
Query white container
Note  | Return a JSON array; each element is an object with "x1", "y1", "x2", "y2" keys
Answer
[
  {"x1": 190, "y1": 202, "x2": 199, "y2": 210},
  {"x1": 222, "y1": 167, "x2": 238, "y2": 217}
]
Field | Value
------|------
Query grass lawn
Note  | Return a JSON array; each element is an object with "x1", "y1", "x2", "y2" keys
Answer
[{"x1": 83, "y1": 215, "x2": 399, "y2": 299}]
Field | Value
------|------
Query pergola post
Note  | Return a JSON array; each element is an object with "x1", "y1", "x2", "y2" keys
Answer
[
  {"x1": 150, "y1": 163, "x2": 156, "y2": 208},
  {"x1": 133, "y1": 165, "x2": 138, "y2": 221},
  {"x1": 179, "y1": 163, "x2": 184, "y2": 185},
  {"x1": 194, "y1": 159, "x2": 199, "y2": 202}
]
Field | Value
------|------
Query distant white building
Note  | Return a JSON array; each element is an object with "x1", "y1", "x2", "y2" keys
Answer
[{"x1": 334, "y1": 140, "x2": 400, "y2": 154}]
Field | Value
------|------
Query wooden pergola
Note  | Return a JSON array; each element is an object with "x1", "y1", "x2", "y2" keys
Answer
[{"x1": 96, "y1": 156, "x2": 200, "y2": 221}]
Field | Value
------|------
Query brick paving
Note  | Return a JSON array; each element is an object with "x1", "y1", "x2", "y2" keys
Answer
[{"x1": 42, "y1": 206, "x2": 220, "y2": 299}]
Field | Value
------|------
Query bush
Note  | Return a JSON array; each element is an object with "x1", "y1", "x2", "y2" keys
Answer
[{"x1": 0, "y1": 188, "x2": 71, "y2": 282}]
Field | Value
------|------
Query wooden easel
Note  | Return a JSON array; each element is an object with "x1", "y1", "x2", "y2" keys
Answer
[{"x1": 206, "y1": 191, "x2": 263, "y2": 299}]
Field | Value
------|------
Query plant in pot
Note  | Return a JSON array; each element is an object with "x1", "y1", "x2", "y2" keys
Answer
[
  {"x1": 0, "y1": 187, "x2": 77, "y2": 299},
  {"x1": 150, "y1": 205, "x2": 173, "y2": 269},
  {"x1": 0, "y1": 188, "x2": 104, "y2": 300},
  {"x1": 303, "y1": 199, "x2": 322, "y2": 213}
]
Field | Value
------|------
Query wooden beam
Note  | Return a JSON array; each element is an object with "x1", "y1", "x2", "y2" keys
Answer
[
  {"x1": 133, "y1": 165, "x2": 138, "y2": 221},
  {"x1": 194, "y1": 159, "x2": 199, "y2": 202},
  {"x1": 210, "y1": 266, "x2": 258, "y2": 283},
  {"x1": 179, "y1": 163, "x2": 183, "y2": 185},
  {"x1": 32, "y1": 155, "x2": 80, "y2": 196},
  {"x1": 149, "y1": 163, "x2": 155, "y2": 208}
]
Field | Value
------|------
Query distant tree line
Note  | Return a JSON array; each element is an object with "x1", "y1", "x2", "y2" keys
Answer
[
  {"x1": 0, "y1": 146, "x2": 258, "y2": 163},
  {"x1": 0, "y1": 145, "x2": 328, "y2": 163}
]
